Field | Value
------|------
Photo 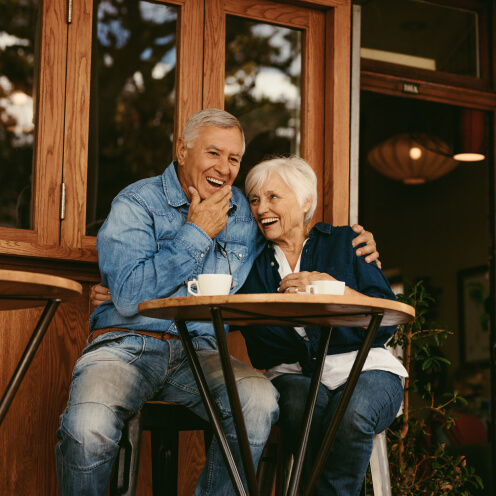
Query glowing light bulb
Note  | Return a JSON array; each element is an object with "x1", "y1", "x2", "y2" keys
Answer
[{"x1": 409, "y1": 147, "x2": 422, "y2": 160}]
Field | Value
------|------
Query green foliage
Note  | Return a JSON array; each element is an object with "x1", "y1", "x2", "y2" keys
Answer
[{"x1": 372, "y1": 280, "x2": 484, "y2": 495}]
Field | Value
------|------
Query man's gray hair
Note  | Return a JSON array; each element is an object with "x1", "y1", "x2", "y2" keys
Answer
[
  {"x1": 245, "y1": 155, "x2": 318, "y2": 226},
  {"x1": 182, "y1": 108, "x2": 245, "y2": 154}
]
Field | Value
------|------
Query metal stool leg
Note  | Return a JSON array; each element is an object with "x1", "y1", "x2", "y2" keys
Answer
[
  {"x1": 110, "y1": 409, "x2": 143, "y2": 496},
  {"x1": 369, "y1": 431, "x2": 392, "y2": 496},
  {"x1": 150, "y1": 424, "x2": 179, "y2": 495}
]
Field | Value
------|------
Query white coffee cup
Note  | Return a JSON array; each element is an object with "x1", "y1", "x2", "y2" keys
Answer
[
  {"x1": 305, "y1": 280, "x2": 345, "y2": 295},
  {"x1": 187, "y1": 274, "x2": 232, "y2": 296}
]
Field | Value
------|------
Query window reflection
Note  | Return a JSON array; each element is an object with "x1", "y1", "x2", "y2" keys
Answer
[
  {"x1": 361, "y1": 0, "x2": 479, "y2": 78},
  {"x1": 0, "y1": 0, "x2": 38, "y2": 229},
  {"x1": 86, "y1": 1, "x2": 177, "y2": 236},
  {"x1": 224, "y1": 16, "x2": 301, "y2": 190}
]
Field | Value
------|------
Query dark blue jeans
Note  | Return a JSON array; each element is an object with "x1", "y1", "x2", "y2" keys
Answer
[{"x1": 272, "y1": 370, "x2": 403, "y2": 496}]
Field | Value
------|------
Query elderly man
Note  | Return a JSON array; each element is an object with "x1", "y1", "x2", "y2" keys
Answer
[{"x1": 56, "y1": 109, "x2": 378, "y2": 495}]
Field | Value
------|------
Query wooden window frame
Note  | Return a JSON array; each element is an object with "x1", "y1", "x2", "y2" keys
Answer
[
  {"x1": 0, "y1": 0, "x2": 67, "y2": 256},
  {"x1": 0, "y1": 0, "x2": 353, "y2": 265}
]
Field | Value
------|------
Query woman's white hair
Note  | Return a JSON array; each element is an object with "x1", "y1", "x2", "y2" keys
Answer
[
  {"x1": 181, "y1": 108, "x2": 245, "y2": 154},
  {"x1": 245, "y1": 155, "x2": 318, "y2": 225}
]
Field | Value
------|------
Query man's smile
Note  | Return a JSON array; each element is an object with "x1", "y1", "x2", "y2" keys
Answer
[{"x1": 206, "y1": 176, "x2": 225, "y2": 187}]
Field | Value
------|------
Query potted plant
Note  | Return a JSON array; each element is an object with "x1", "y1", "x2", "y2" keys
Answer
[{"x1": 371, "y1": 280, "x2": 485, "y2": 495}]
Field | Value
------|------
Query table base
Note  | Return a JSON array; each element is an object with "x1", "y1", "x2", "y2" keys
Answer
[{"x1": 175, "y1": 306, "x2": 384, "y2": 496}]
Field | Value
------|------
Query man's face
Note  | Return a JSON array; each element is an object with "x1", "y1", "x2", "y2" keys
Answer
[{"x1": 176, "y1": 126, "x2": 244, "y2": 200}]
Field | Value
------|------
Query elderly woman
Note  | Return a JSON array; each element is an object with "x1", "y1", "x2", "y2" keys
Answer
[{"x1": 239, "y1": 156, "x2": 407, "y2": 496}]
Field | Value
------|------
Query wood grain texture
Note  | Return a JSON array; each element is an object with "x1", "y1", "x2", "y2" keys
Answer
[
  {"x1": 0, "y1": 255, "x2": 101, "y2": 283},
  {"x1": 39, "y1": 285, "x2": 90, "y2": 495},
  {"x1": 0, "y1": 283, "x2": 90, "y2": 495},
  {"x1": 175, "y1": 0, "x2": 204, "y2": 144},
  {"x1": 0, "y1": 239, "x2": 98, "y2": 262},
  {"x1": 0, "y1": 269, "x2": 82, "y2": 309},
  {"x1": 361, "y1": 70, "x2": 496, "y2": 110},
  {"x1": 323, "y1": 3, "x2": 351, "y2": 226},
  {"x1": 0, "y1": 0, "x2": 67, "y2": 252},
  {"x1": 301, "y1": 8, "x2": 325, "y2": 225},
  {"x1": 60, "y1": 0, "x2": 93, "y2": 249},
  {"x1": 203, "y1": 0, "x2": 226, "y2": 108},
  {"x1": 139, "y1": 293, "x2": 415, "y2": 328},
  {"x1": 177, "y1": 431, "x2": 206, "y2": 495},
  {"x1": 34, "y1": 0, "x2": 68, "y2": 247},
  {"x1": 0, "y1": 305, "x2": 44, "y2": 492}
]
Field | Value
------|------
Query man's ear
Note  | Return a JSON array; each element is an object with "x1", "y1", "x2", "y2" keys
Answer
[{"x1": 176, "y1": 137, "x2": 188, "y2": 166}]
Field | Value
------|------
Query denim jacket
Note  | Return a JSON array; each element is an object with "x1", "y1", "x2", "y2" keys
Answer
[
  {"x1": 90, "y1": 161, "x2": 263, "y2": 337},
  {"x1": 239, "y1": 222, "x2": 397, "y2": 372}
]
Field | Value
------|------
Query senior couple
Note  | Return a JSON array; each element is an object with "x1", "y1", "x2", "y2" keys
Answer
[{"x1": 56, "y1": 109, "x2": 406, "y2": 496}]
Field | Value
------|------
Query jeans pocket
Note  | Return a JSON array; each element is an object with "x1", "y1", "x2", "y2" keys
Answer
[{"x1": 78, "y1": 334, "x2": 145, "y2": 366}]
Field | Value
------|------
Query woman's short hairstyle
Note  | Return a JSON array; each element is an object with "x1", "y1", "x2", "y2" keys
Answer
[
  {"x1": 181, "y1": 108, "x2": 245, "y2": 154},
  {"x1": 245, "y1": 155, "x2": 318, "y2": 225}
]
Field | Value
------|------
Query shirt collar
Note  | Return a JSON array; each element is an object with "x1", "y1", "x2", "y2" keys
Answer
[{"x1": 162, "y1": 161, "x2": 239, "y2": 213}]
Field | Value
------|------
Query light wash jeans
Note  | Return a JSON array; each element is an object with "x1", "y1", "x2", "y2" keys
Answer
[
  {"x1": 56, "y1": 332, "x2": 279, "y2": 495},
  {"x1": 272, "y1": 370, "x2": 403, "y2": 496}
]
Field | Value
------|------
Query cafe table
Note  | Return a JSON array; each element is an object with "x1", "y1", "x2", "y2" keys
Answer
[
  {"x1": 139, "y1": 293, "x2": 415, "y2": 496},
  {"x1": 0, "y1": 269, "x2": 82, "y2": 426}
]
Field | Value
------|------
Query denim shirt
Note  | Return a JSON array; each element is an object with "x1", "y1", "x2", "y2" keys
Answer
[
  {"x1": 239, "y1": 222, "x2": 397, "y2": 372},
  {"x1": 90, "y1": 161, "x2": 263, "y2": 337}
]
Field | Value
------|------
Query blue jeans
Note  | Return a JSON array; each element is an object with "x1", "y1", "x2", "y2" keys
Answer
[
  {"x1": 272, "y1": 370, "x2": 403, "y2": 496},
  {"x1": 56, "y1": 332, "x2": 279, "y2": 495}
]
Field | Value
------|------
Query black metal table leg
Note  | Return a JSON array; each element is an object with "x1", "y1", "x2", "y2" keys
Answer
[
  {"x1": 0, "y1": 299, "x2": 61, "y2": 426},
  {"x1": 210, "y1": 307, "x2": 260, "y2": 496},
  {"x1": 175, "y1": 319, "x2": 247, "y2": 496},
  {"x1": 286, "y1": 326, "x2": 332, "y2": 496},
  {"x1": 302, "y1": 313, "x2": 384, "y2": 496}
]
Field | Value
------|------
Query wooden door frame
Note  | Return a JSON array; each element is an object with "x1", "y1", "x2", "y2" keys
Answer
[{"x1": 203, "y1": 0, "x2": 352, "y2": 226}]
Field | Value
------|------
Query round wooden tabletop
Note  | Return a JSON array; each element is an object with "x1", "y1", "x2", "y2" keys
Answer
[
  {"x1": 139, "y1": 293, "x2": 415, "y2": 328},
  {"x1": 0, "y1": 269, "x2": 83, "y2": 311}
]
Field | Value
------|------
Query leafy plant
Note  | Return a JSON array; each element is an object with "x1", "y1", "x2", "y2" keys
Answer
[{"x1": 371, "y1": 280, "x2": 484, "y2": 495}]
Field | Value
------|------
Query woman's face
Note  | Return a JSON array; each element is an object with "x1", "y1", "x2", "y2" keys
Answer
[{"x1": 248, "y1": 173, "x2": 309, "y2": 245}]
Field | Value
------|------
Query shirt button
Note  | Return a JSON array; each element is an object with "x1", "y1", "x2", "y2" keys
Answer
[
  {"x1": 200, "y1": 253, "x2": 204, "y2": 258},
  {"x1": 239, "y1": 253, "x2": 242, "y2": 258},
  {"x1": 206, "y1": 246, "x2": 210, "y2": 251},
  {"x1": 271, "y1": 262, "x2": 275, "y2": 266}
]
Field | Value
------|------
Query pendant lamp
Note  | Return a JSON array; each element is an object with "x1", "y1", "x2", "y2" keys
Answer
[
  {"x1": 367, "y1": 133, "x2": 459, "y2": 185},
  {"x1": 453, "y1": 108, "x2": 486, "y2": 162}
]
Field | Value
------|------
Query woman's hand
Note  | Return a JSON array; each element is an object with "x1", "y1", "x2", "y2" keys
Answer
[
  {"x1": 351, "y1": 224, "x2": 381, "y2": 268},
  {"x1": 90, "y1": 283, "x2": 111, "y2": 308},
  {"x1": 278, "y1": 271, "x2": 334, "y2": 293}
]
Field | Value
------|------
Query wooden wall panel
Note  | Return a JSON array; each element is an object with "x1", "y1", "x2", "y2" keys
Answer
[
  {"x1": 0, "y1": 283, "x2": 90, "y2": 495},
  {"x1": 0, "y1": 306, "x2": 44, "y2": 492}
]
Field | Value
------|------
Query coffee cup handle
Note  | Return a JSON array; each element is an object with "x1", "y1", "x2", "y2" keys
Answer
[
  {"x1": 187, "y1": 279, "x2": 200, "y2": 296},
  {"x1": 305, "y1": 284, "x2": 318, "y2": 294}
]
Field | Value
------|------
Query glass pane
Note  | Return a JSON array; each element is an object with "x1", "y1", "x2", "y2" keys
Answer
[
  {"x1": 224, "y1": 16, "x2": 301, "y2": 189},
  {"x1": 86, "y1": 1, "x2": 178, "y2": 236},
  {"x1": 0, "y1": 0, "x2": 39, "y2": 229},
  {"x1": 361, "y1": 0, "x2": 479, "y2": 78}
]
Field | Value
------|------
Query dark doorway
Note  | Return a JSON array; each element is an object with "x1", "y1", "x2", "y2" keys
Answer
[{"x1": 358, "y1": 90, "x2": 492, "y2": 494}]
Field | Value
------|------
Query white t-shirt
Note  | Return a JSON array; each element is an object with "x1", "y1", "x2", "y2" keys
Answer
[{"x1": 264, "y1": 244, "x2": 408, "y2": 390}]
